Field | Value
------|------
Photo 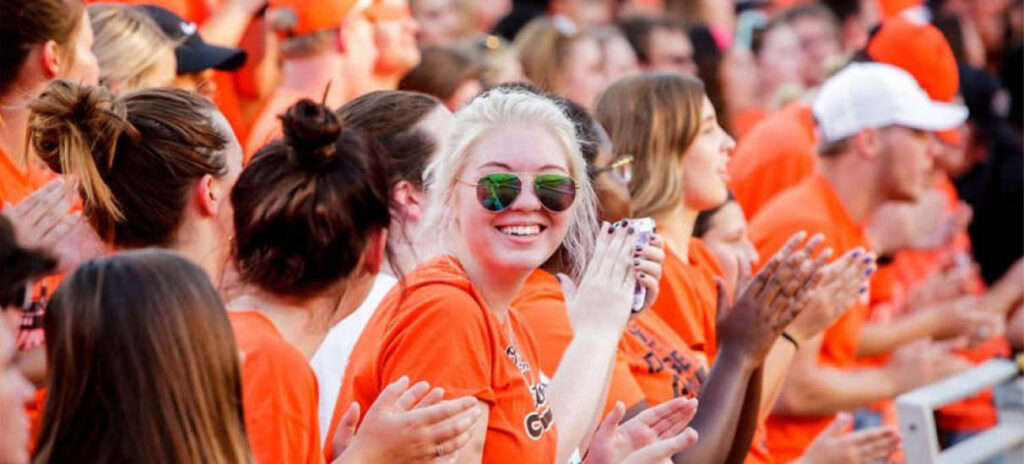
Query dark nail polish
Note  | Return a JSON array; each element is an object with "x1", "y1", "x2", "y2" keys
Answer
[
  {"x1": 633, "y1": 259, "x2": 640, "y2": 266},
  {"x1": 628, "y1": 227, "x2": 635, "y2": 234},
  {"x1": 865, "y1": 267, "x2": 874, "y2": 276},
  {"x1": 859, "y1": 286, "x2": 867, "y2": 294},
  {"x1": 608, "y1": 227, "x2": 614, "y2": 234},
  {"x1": 852, "y1": 250, "x2": 861, "y2": 258},
  {"x1": 635, "y1": 244, "x2": 642, "y2": 251},
  {"x1": 862, "y1": 257, "x2": 871, "y2": 264}
]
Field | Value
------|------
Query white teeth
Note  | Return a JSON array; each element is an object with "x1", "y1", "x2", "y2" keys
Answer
[{"x1": 499, "y1": 225, "x2": 541, "y2": 236}]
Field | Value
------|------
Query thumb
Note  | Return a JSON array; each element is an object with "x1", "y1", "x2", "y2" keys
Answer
[
  {"x1": 628, "y1": 428, "x2": 699, "y2": 462},
  {"x1": 714, "y1": 277, "x2": 728, "y2": 322},
  {"x1": 593, "y1": 401, "x2": 625, "y2": 443},
  {"x1": 331, "y1": 401, "x2": 361, "y2": 460},
  {"x1": 822, "y1": 412, "x2": 853, "y2": 437},
  {"x1": 556, "y1": 273, "x2": 577, "y2": 301}
]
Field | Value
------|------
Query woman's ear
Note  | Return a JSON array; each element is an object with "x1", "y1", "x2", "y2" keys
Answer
[
  {"x1": 40, "y1": 40, "x2": 62, "y2": 79},
  {"x1": 362, "y1": 229, "x2": 388, "y2": 275},
  {"x1": 195, "y1": 174, "x2": 222, "y2": 217},
  {"x1": 392, "y1": 180, "x2": 424, "y2": 224}
]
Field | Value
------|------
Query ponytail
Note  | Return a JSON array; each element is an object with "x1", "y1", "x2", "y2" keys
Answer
[
  {"x1": 29, "y1": 80, "x2": 134, "y2": 221},
  {"x1": 27, "y1": 80, "x2": 228, "y2": 248}
]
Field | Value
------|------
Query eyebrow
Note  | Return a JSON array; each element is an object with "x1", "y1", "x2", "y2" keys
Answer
[{"x1": 477, "y1": 162, "x2": 568, "y2": 173}]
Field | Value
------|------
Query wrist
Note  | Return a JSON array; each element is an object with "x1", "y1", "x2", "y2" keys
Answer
[{"x1": 717, "y1": 343, "x2": 760, "y2": 374}]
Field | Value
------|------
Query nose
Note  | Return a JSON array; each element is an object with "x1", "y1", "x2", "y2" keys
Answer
[
  {"x1": 509, "y1": 181, "x2": 542, "y2": 212},
  {"x1": 723, "y1": 130, "x2": 737, "y2": 152}
]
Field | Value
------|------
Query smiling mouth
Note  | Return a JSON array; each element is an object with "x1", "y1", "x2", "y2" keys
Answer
[{"x1": 497, "y1": 225, "x2": 546, "y2": 237}]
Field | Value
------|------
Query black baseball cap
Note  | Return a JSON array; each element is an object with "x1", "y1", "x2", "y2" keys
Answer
[{"x1": 137, "y1": 4, "x2": 247, "y2": 75}]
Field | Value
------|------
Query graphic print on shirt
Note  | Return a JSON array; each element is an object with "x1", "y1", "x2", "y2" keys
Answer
[
  {"x1": 626, "y1": 320, "x2": 707, "y2": 399},
  {"x1": 506, "y1": 344, "x2": 554, "y2": 440}
]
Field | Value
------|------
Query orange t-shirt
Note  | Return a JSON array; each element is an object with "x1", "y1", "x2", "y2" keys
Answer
[
  {"x1": 513, "y1": 269, "x2": 647, "y2": 415},
  {"x1": 0, "y1": 146, "x2": 55, "y2": 206},
  {"x1": 619, "y1": 309, "x2": 708, "y2": 405},
  {"x1": 749, "y1": 174, "x2": 872, "y2": 463},
  {"x1": 228, "y1": 310, "x2": 322, "y2": 464},
  {"x1": 328, "y1": 257, "x2": 559, "y2": 463},
  {"x1": 728, "y1": 102, "x2": 819, "y2": 220},
  {"x1": 649, "y1": 239, "x2": 723, "y2": 363}
]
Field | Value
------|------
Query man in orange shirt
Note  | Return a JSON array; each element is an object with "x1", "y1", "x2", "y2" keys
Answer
[
  {"x1": 245, "y1": 0, "x2": 374, "y2": 158},
  {"x1": 729, "y1": 17, "x2": 964, "y2": 220},
  {"x1": 749, "y1": 62, "x2": 969, "y2": 462}
]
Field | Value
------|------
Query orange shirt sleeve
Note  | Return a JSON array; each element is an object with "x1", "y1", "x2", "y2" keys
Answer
[
  {"x1": 230, "y1": 312, "x2": 322, "y2": 464},
  {"x1": 377, "y1": 286, "x2": 499, "y2": 404}
]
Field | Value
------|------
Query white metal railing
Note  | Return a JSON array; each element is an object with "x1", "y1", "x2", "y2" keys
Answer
[{"x1": 897, "y1": 358, "x2": 1024, "y2": 464}]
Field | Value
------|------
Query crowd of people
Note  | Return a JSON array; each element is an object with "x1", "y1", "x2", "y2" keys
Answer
[{"x1": 1, "y1": 0, "x2": 1022, "y2": 463}]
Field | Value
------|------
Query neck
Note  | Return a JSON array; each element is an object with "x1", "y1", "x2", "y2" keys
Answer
[
  {"x1": 279, "y1": 54, "x2": 348, "y2": 109},
  {"x1": 456, "y1": 253, "x2": 528, "y2": 323},
  {"x1": 818, "y1": 154, "x2": 882, "y2": 223},
  {"x1": 172, "y1": 219, "x2": 231, "y2": 289},
  {"x1": 231, "y1": 289, "x2": 341, "y2": 359},
  {"x1": 0, "y1": 82, "x2": 45, "y2": 169},
  {"x1": 368, "y1": 70, "x2": 404, "y2": 93},
  {"x1": 655, "y1": 203, "x2": 699, "y2": 262}
]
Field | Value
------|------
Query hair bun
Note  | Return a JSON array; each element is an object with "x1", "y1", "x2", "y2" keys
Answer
[{"x1": 280, "y1": 99, "x2": 342, "y2": 169}]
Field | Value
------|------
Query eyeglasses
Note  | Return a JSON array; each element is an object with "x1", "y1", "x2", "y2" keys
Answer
[
  {"x1": 589, "y1": 155, "x2": 634, "y2": 183},
  {"x1": 460, "y1": 173, "x2": 577, "y2": 212}
]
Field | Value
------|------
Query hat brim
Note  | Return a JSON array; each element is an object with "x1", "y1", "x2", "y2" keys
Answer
[
  {"x1": 176, "y1": 42, "x2": 247, "y2": 75},
  {"x1": 935, "y1": 127, "x2": 963, "y2": 147},
  {"x1": 892, "y1": 101, "x2": 969, "y2": 133}
]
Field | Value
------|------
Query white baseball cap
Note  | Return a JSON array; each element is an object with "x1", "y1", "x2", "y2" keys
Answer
[{"x1": 812, "y1": 62, "x2": 968, "y2": 143}]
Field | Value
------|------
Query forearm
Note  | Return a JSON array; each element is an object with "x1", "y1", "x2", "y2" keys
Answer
[
  {"x1": 725, "y1": 367, "x2": 763, "y2": 464},
  {"x1": 199, "y1": 1, "x2": 257, "y2": 47},
  {"x1": 759, "y1": 339, "x2": 796, "y2": 412},
  {"x1": 672, "y1": 347, "x2": 758, "y2": 464},
  {"x1": 856, "y1": 312, "x2": 937, "y2": 357},
  {"x1": 773, "y1": 366, "x2": 899, "y2": 416},
  {"x1": 549, "y1": 329, "x2": 620, "y2": 463}
]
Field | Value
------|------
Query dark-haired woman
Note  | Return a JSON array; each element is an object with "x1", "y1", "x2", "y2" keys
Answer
[
  {"x1": 33, "y1": 250, "x2": 253, "y2": 464},
  {"x1": 230, "y1": 98, "x2": 484, "y2": 463},
  {"x1": 27, "y1": 80, "x2": 477, "y2": 463}
]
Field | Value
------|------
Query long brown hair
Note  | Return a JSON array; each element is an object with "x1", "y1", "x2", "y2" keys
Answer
[
  {"x1": 595, "y1": 72, "x2": 705, "y2": 218},
  {"x1": 0, "y1": 0, "x2": 86, "y2": 96},
  {"x1": 27, "y1": 80, "x2": 228, "y2": 248},
  {"x1": 34, "y1": 249, "x2": 252, "y2": 464}
]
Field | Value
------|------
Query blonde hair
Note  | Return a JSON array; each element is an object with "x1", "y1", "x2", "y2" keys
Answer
[
  {"x1": 594, "y1": 72, "x2": 706, "y2": 218},
  {"x1": 513, "y1": 15, "x2": 591, "y2": 95},
  {"x1": 89, "y1": 3, "x2": 177, "y2": 91},
  {"x1": 421, "y1": 88, "x2": 598, "y2": 280}
]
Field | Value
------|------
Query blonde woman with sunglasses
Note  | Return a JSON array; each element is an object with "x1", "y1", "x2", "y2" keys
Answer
[{"x1": 329, "y1": 88, "x2": 705, "y2": 463}]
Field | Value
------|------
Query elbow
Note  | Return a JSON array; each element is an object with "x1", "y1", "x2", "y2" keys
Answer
[{"x1": 772, "y1": 376, "x2": 830, "y2": 417}]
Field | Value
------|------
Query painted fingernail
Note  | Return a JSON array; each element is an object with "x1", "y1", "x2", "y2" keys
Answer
[
  {"x1": 635, "y1": 244, "x2": 642, "y2": 251},
  {"x1": 865, "y1": 267, "x2": 874, "y2": 276},
  {"x1": 608, "y1": 226, "x2": 614, "y2": 234},
  {"x1": 852, "y1": 250, "x2": 861, "y2": 258},
  {"x1": 859, "y1": 286, "x2": 867, "y2": 294},
  {"x1": 862, "y1": 257, "x2": 872, "y2": 264},
  {"x1": 634, "y1": 259, "x2": 640, "y2": 266},
  {"x1": 628, "y1": 227, "x2": 635, "y2": 234}
]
